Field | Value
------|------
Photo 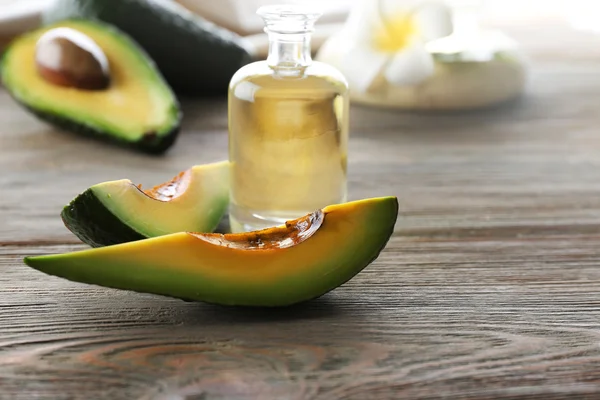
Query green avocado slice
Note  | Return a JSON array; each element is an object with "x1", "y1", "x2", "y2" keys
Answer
[
  {"x1": 43, "y1": 0, "x2": 255, "y2": 95},
  {"x1": 1, "y1": 19, "x2": 181, "y2": 154},
  {"x1": 62, "y1": 161, "x2": 230, "y2": 248},
  {"x1": 25, "y1": 197, "x2": 398, "y2": 307}
]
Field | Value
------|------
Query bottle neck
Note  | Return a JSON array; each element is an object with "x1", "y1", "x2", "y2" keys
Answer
[{"x1": 266, "y1": 31, "x2": 313, "y2": 71}]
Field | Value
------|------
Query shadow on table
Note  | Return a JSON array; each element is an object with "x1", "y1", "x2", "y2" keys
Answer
[
  {"x1": 349, "y1": 94, "x2": 531, "y2": 140},
  {"x1": 179, "y1": 294, "x2": 348, "y2": 324},
  {"x1": 140, "y1": 293, "x2": 371, "y2": 342}
]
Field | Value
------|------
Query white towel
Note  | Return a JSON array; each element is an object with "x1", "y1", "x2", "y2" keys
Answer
[{"x1": 175, "y1": 0, "x2": 350, "y2": 35}]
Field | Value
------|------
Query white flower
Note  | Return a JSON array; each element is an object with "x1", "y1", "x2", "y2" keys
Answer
[{"x1": 317, "y1": 0, "x2": 454, "y2": 93}]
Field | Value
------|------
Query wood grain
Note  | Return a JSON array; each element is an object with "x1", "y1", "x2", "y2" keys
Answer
[
  {"x1": 4, "y1": 236, "x2": 600, "y2": 399},
  {"x1": 3, "y1": 22, "x2": 600, "y2": 399}
]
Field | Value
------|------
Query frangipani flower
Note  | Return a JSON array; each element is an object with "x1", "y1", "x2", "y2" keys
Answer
[{"x1": 317, "y1": 0, "x2": 454, "y2": 93}]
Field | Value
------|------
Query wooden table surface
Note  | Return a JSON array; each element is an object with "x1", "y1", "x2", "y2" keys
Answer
[{"x1": 3, "y1": 21, "x2": 600, "y2": 399}]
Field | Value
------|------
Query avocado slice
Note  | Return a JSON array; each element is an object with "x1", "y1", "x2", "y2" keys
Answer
[
  {"x1": 24, "y1": 196, "x2": 398, "y2": 307},
  {"x1": 62, "y1": 161, "x2": 230, "y2": 248},
  {"x1": 43, "y1": 0, "x2": 254, "y2": 95},
  {"x1": 1, "y1": 19, "x2": 181, "y2": 154}
]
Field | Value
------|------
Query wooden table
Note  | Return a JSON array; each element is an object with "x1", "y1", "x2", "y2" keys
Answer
[{"x1": 2, "y1": 22, "x2": 600, "y2": 399}]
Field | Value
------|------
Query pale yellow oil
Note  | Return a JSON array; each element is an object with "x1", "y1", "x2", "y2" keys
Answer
[{"x1": 228, "y1": 68, "x2": 349, "y2": 232}]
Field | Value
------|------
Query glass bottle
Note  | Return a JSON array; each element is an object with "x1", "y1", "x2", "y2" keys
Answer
[{"x1": 228, "y1": 5, "x2": 349, "y2": 233}]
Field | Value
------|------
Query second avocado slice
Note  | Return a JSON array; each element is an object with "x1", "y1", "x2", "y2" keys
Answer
[
  {"x1": 62, "y1": 161, "x2": 230, "y2": 247},
  {"x1": 1, "y1": 19, "x2": 181, "y2": 154}
]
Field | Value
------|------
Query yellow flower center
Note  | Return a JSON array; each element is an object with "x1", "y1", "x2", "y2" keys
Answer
[{"x1": 373, "y1": 13, "x2": 419, "y2": 52}]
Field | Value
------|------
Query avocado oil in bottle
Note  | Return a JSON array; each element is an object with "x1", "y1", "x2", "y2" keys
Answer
[{"x1": 228, "y1": 5, "x2": 349, "y2": 232}]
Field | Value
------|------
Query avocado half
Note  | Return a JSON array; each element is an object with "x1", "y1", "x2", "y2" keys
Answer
[
  {"x1": 25, "y1": 196, "x2": 398, "y2": 307},
  {"x1": 43, "y1": 0, "x2": 254, "y2": 95},
  {"x1": 62, "y1": 161, "x2": 230, "y2": 248},
  {"x1": 1, "y1": 19, "x2": 181, "y2": 154}
]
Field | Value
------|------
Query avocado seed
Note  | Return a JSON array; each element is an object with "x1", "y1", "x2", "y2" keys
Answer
[{"x1": 35, "y1": 27, "x2": 111, "y2": 90}]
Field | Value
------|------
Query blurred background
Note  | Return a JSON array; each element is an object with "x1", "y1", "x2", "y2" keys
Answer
[
  {"x1": 0, "y1": 0, "x2": 599, "y2": 114},
  {"x1": 0, "y1": 0, "x2": 598, "y2": 51}
]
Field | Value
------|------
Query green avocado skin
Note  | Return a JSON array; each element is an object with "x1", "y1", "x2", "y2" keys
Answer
[
  {"x1": 26, "y1": 104, "x2": 181, "y2": 155},
  {"x1": 61, "y1": 189, "x2": 146, "y2": 248},
  {"x1": 43, "y1": 0, "x2": 254, "y2": 95}
]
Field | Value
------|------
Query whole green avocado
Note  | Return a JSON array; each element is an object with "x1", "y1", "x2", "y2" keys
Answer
[{"x1": 43, "y1": 0, "x2": 255, "y2": 95}]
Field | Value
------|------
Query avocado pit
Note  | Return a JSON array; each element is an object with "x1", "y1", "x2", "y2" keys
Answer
[{"x1": 35, "y1": 27, "x2": 111, "y2": 90}]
